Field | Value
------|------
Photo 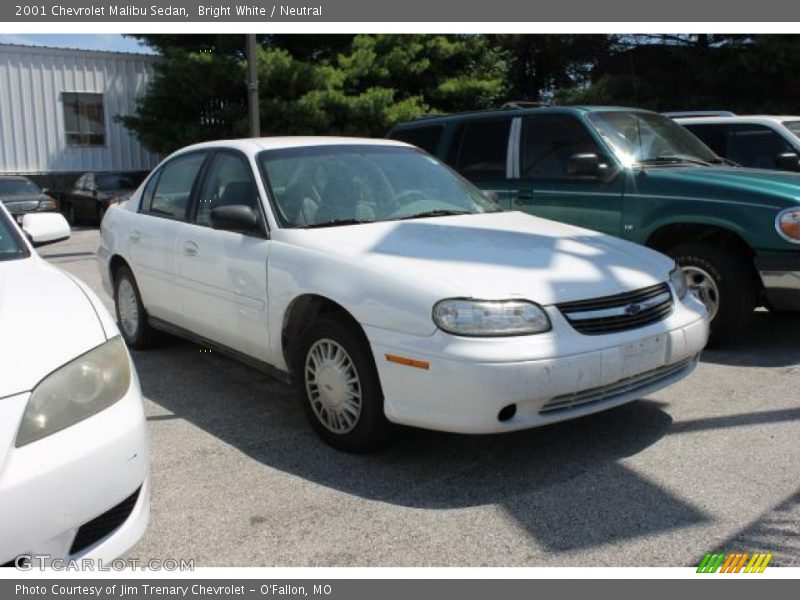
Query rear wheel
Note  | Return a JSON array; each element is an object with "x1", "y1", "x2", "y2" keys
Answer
[
  {"x1": 64, "y1": 203, "x2": 77, "y2": 226},
  {"x1": 114, "y1": 266, "x2": 161, "y2": 349},
  {"x1": 668, "y1": 242, "x2": 757, "y2": 345},
  {"x1": 294, "y1": 314, "x2": 390, "y2": 452}
]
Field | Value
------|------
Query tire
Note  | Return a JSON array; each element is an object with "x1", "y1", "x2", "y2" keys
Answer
[
  {"x1": 114, "y1": 266, "x2": 161, "y2": 349},
  {"x1": 294, "y1": 314, "x2": 390, "y2": 452},
  {"x1": 668, "y1": 242, "x2": 757, "y2": 345},
  {"x1": 64, "y1": 203, "x2": 77, "y2": 226}
]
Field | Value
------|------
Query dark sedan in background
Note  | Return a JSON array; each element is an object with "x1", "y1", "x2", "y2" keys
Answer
[
  {"x1": 60, "y1": 172, "x2": 144, "y2": 225},
  {"x1": 0, "y1": 176, "x2": 59, "y2": 224}
]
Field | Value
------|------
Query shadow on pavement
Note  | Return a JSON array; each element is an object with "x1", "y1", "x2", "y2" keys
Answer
[
  {"x1": 701, "y1": 311, "x2": 800, "y2": 368},
  {"x1": 134, "y1": 338, "x2": 709, "y2": 552}
]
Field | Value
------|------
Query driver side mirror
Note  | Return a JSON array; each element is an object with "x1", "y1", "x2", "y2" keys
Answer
[
  {"x1": 22, "y1": 212, "x2": 70, "y2": 247},
  {"x1": 776, "y1": 152, "x2": 800, "y2": 171},
  {"x1": 567, "y1": 153, "x2": 602, "y2": 177},
  {"x1": 210, "y1": 204, "x2": 264, "y2": 235}
]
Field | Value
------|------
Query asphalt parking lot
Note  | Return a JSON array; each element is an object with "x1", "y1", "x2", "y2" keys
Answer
[{"x1": 41, "y1": 228, "x2": 800, "y2": 567}]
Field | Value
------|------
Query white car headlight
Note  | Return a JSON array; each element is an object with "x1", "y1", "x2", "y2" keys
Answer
[
  {"x1": 669, "y1": 266, "x2": 688, "y2": 300},
  {"x1": 16, "y1": 336, "x2": 131, "y2": 447},
  {"x1": 776, "y1": 208, "x2": 800, "y2": 243},
  {"x1": 433, "y1": 299, "x2": 551, "y2": 336}
]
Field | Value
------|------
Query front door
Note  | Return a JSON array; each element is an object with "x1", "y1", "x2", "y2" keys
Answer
[
  {"x1": 176, "y1": 150, "x2": 271, "y2": 362},
  {"x1": 513, "y1": 113, "x2": 624, "y2": 236}
]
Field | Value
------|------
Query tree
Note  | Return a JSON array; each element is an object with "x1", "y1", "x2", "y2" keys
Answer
[{"x1": 120, "y1": 34, "x2": 506, "y2": 153}]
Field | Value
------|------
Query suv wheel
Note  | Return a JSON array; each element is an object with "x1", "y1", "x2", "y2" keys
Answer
[
  {"x1": 295, "y1": 315, "x2": 390, "y2": 452},
  {"x1": 114, "y1": 266, "x2": 161, "y2": 349},
  {"x1": 668, "y1": 242, "x2": 757, "y2": 345}
]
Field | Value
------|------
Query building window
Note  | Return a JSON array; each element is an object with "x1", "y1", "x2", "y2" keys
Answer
[{"x1": 62, "y1": 92, "x2": 106, "y2": 146}]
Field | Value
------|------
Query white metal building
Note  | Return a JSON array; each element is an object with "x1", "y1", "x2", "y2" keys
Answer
[{"x1": 0, "y1": 43, "x2": 159, "y2": 178}]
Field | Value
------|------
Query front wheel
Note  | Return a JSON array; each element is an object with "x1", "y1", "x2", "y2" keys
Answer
[
  {"x1": 668, "y1": 242, "x2": 757, "y2": 345},
  {"x1": 295, "y1": 315, "x2": 390, "y2": 452}
]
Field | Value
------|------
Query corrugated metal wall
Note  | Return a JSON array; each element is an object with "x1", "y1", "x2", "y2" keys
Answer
[{"x1": 0, "y1": 44, "x2": 160, "y2": 174}]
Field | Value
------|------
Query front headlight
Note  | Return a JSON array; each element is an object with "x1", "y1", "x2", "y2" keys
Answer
[
  {"x1": 15, "y1": 336, "x2": 131, "y2": 447},
  {"x1": 433, "y1": 299, "x2": 551, "y2": 336},
  {"x1": 776, "y1": 208, "x2": 800, "y2": 243},
  {"x1": 37, "y1": 199, "x2": 57, "y2": 211},
  {"x1": 669, "y1": 266, "x2": 688, "y2": 300}
]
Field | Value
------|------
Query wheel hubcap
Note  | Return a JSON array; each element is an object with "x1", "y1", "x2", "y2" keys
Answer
[
  {"x1": 305, "y1": 338, "x2": 362, "y2": 434},
  {"x1": 682, "y1": 265, "x2": 720, "y2": 321},
  {"x1": 117, "y1": 279, "x2": 139, "y2": 338}
]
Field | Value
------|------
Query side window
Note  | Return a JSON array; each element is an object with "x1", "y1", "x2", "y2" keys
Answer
[
  {"x1": 684, "y1": 124, "x2": 728, "y2": 157},
  {"x1": 389, "y1": 125, "x2": 445, "y2": 155},
  {"x1": 448, "y1": 119, "x2": 511, "y2": 180},
  {"x1": 194, "y1": 152, "x2": 258, "y2": 227},
  {"x1": 74, "y1": 174, "x2": 87, "y2": 191},
  {"x1": 148, "y1": 153, "x2": 206, "y2": 220},
  {"x1": 521, "y1": 115, "x2": 603, "y2": 179},
  {"x1": 139, "y1": 170, "x2": 161, "y2": 213},
  {"x1": 728, "y1": 124, "x2": 792, "y2": 169}
]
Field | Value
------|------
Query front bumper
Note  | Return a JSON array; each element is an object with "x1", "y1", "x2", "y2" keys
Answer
[
  {"x1": 0, "y1": 373, "x2": 149, "y2": 566},
  {"x1": 756, "y1": 255, "x2": 800, "y2": 311},
  {"x1": 367, "y1": 295, "x2": 709, "y2": 434}
]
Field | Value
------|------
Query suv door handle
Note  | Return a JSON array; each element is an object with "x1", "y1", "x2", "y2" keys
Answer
[
  {"x1": 515, "y1": 189, "x2": 534, "y2": 205},
  {"x1": 129, "y1": 230, "x2": 141, "y2": 243},
  {"x1": 182, "y1": 241, "x2": 198, "y2": 257}
]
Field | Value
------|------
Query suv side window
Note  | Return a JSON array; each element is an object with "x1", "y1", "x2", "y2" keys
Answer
[
  {"x1": 139, "y1": 170, "x2": 161, "y2": 213},
  {"x1": 728, "y1": 124, "x2": 792, "y2": 169},
  {"x1": 683, "y1": 124, "x2": 729, "y2": 157},
  {"x1": 147, "y1": 152, "x2": 207, "y2": 220},
  {"x1": 194, "y1": 152, "x2": 259, "y2": 227},
  {"x1": 448, "y1": 118, "x2": 511, "y2": 180},
  {"x1": 389, "y1": 125, "x2": 445, "y2": 155},
  {"x1": 521, "y1": 114, "x2": 603, "y2": 179}
]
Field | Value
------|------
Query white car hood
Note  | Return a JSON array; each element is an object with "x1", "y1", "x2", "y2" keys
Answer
[
  {"x1": 277, "y1": 211, "x2": 674, "y2": 304},
  {"x1": 0, "y1": 257, "x2": 106, "y2": 399}
]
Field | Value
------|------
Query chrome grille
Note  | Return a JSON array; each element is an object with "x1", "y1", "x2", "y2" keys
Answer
[
  {"x1": 539, "y1": 357, "x2": 694, "y2": 414},
  {"x1": 557, "y1": 283, "x2": 673, "y2": 335}
]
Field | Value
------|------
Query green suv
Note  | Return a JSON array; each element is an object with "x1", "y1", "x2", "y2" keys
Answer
[{"x1": 388, "y1": 106, "x2": 800, "y2": 344}]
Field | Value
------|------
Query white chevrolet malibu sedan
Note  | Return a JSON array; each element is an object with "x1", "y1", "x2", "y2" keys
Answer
[
  {"x1": 0, "y1": 205, "x2": 149, "y2": 567},
  {"x1": 99, "y1": 137, "x2": 709, "y2": 452}
]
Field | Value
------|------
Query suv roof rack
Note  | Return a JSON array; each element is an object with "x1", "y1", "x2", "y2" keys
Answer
[
  {"x1": 662, "y1": 110, "x2": 736, "y2": 118},
  {"x1": 501, "y1": 101, "x2": 550, "y2": 109}
]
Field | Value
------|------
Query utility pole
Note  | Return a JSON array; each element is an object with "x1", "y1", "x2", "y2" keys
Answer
[{"x1": 246, "y1": 34, "x2": 260, "y2": 138}]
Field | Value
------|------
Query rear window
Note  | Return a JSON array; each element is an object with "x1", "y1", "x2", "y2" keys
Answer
[
  {"x1": 447, "y1": 118, "x2": 511, "y2": 180},
  {"x1": 389, "y1": 124, "x2": 444, "y2": 155}
]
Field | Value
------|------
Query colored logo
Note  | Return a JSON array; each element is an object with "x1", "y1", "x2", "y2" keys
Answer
[
  {"x1": 697, "y1": 552, "x2": 773, "y2": 573},
  {"x1": 625, "y1": 303, "x2": 643, "y2": 315}
]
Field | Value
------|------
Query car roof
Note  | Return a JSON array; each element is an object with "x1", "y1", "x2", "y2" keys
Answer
[
  {"x1": 174, "y1": 136, "x2": 412, "y2": 157},
  {"x1": 391, "y1": 105, "x2": 652, "y2": 128},
  {"x1": 675, "y1": 115, "x2": 800, "y2": 124}
]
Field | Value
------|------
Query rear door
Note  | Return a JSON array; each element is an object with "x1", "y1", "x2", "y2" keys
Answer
[
  {"x1": 127, "y1": 151, "x2": 208, "y2": 325},
  {"x1": 176, "y1": 150, "x2": 271, "y2": 362},
  {"x1": 514, "y1": 113, "x2": 624, "y2": 235}
]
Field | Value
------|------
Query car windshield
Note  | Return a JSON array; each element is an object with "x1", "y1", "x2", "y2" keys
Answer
[
  {"x1": 258, "y1": 145, "x2": 501, "y2": 228},
  {"x1": 0, "y1": 178, "x2": 41, "y2": 196},
  {"x1": 783, "y1": 120, "x2": 800, "y2": 138},
  {"x1": 0, "y1": 210, "x2": 28, "y2": 261},
  {"x1": 96, "y1": 173, "x2": 137, "y2": 191},
  {"x1": 587, "y1": 111, "x2": 720, "y2": 167}
]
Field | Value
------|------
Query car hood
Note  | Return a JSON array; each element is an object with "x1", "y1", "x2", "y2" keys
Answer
[
  {"x1": 0, "y1": 257, "x2": 106, "y2": 399},
  {"x1": 276, "y1": 211, "x2": 674, "y2": 305},
  {"x1": 641, "y1": 166, "x2": 800, "y2": 203}
]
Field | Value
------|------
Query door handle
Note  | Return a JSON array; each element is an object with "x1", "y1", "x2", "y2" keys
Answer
[
  {"x1": 514, "y1": 189, "x2": 534, "y2": 205},
  {"x1": 183, "y1": 241, "x2": 198, "y2": 257},
  {"x1": 129, "y1": 230, "x2": 141, "y2": 243}
]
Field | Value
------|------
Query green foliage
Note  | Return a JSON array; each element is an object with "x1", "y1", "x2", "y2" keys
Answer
[{"x1": 121, "y1": 34, "x2": 505, "y2": 153}]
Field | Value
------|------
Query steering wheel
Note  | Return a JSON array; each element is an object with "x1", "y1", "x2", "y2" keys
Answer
[{"x1": 384, "y1": 189, "x2": 428, "y2": 216}]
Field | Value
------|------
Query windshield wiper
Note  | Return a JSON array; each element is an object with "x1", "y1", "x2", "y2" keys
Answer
[
  {"x1": 639, "y1": 155, "x2": 712, "y2": 167},
  {"x1": 302, "y1": 218, "x2": 372, "y2": 229},
  {"x1": 395, "y1": 209, "x2": 477, "y2": 221}
]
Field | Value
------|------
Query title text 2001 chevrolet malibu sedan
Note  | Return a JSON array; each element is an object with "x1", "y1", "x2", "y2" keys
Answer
[{"x1": 99, "y1": 138, "x2": 709, "y2": 452}]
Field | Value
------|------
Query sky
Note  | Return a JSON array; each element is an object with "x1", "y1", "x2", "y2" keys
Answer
[{"x1": 0, "y1": 34, "x2": 155, "y2": 54}]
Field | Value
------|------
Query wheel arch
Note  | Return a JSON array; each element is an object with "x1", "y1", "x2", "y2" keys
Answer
[{"x1": 645, "y1": 221, "x2": 755, "y2": 258}]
